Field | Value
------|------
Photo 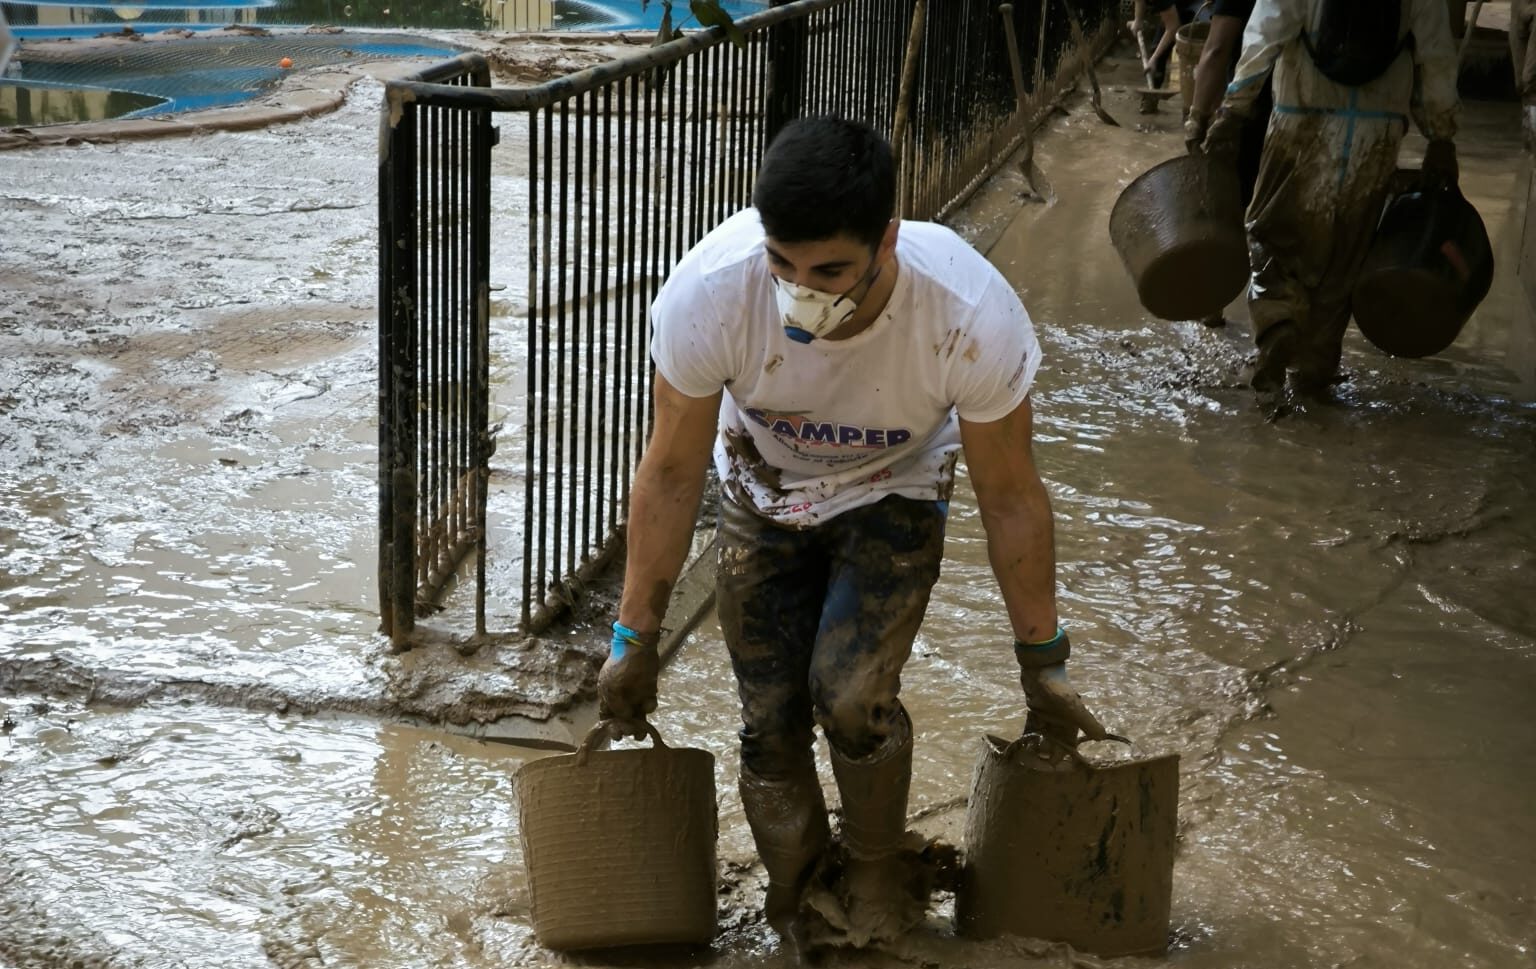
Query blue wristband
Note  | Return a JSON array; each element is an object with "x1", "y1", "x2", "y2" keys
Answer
[
  {"x1": 611, "y1": 621, "x2": 652, "y2": 659},
  {"x1": 1014, "y1": 627, "x2": 1070, "y2": 667},
  {"x1": 1023, "y1": 626, "x2": 1065, "y2": 648}
]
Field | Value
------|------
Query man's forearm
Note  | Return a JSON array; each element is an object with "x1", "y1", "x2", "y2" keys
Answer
[
  {"x1": 982, "y1": 478, "x2": 1059, "y2": 644},
  {"x1": 617, "y1": 456, "x2": 710, "y2": 635},
  {"x1": 1191, "y1": 16, "x2": 1245, "y2": 120}
]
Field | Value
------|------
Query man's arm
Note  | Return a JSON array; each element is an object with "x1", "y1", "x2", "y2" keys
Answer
[
  {"x1": 1192, "y1": 14, "x2": 1247, "y2": 121},
  {"x1": 959, "y1": 394, "x2": 1057, "y2": 644},
  {"x1": 1408, "y1": 0, "x2": 1459, "y2": 142},
  {"x1": 1148, "y1": 4, "x2": 1183, "y2": 74},
  {"x1": 616, "y1": 373, "x2": 721, "y2": 636}
]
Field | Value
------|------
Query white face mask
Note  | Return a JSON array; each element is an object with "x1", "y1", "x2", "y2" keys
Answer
[
  {"x1": 773, "y1": 277, "x2": 858, "y2": 344},
  {"x1": 771, "y1": 257, "x2": 881, "y2": 344}
]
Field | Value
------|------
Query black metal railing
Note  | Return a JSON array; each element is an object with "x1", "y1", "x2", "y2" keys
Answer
[
  {"x1": 380, "y1": 0, "x2": 1119, "y2": 640},
  {"x1": 378, "y1": 54, "x2": 494, "y2": 646}
]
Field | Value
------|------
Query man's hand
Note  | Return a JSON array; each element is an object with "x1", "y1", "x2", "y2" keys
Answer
[
  {"x1": 1184, "y1": 111, "x2": 1212, "y2": 155},
  {"x1": 598, "y1": 622, "x2": 660, "y2": 729},
  {"x1": 1422, "y1": 139, "x2": 1458, "y2": 189},
  {"x1": 1201, "y1": 109, "x2": 1244, "y2": 163},
  {"x1": 1015, "y1": 630, "x2": 1108, "y2": 749}
]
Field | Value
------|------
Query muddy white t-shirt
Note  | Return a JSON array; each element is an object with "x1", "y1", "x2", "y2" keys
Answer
[{"x1": 650, "y1": 208, "x2": 1041, "y2": 527}]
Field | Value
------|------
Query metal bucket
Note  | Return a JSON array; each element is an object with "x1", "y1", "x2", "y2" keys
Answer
[
  {"x1": 955, "y1": 734, "x2": 1180, "y2": 958},
  {"x1": 1175, "y1": 20, "x2": 1209, "y2": 116},
  {"x1": 1109, "y1": 153, "x2": 1249, "y2": 321},
  {"x1": 1352, "y1": 178, "x2": 1494, "y2": 359},
  {"x1": 515, "y1": 720, "x2": 718, "y2": 950}
]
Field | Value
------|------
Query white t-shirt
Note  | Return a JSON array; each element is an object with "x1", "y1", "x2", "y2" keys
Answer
[{"x1": 650, "y1": 208, "x2": 1041, "y2": 527}]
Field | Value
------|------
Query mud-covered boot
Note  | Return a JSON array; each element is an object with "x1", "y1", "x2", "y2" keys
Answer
[
  {"x1": 1248, "y1": 321, "x2": 1298, "y2": 420},
  {"x1": 739, "y1": 762, "x2": 831, "y2": 940},
  {"x1": 824, "y1": 712, "x2": 923, "y2": 947}
]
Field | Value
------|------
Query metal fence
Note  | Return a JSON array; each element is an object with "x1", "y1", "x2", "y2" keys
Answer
[
  {"x1": 378, "y1": 54, "x2": 494, "y2": 646},
  {"x1": 379, "y1": 0, "x2": 1119, "y2": 642}
]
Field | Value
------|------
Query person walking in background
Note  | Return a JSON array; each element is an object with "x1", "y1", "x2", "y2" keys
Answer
[
  {"x1": 1182, "y1": 0, "x2": 1270, "y2": 328},
  {"x1": 1184, "y1": 0, "x2": 1270, "y2": 204},
  {"x1": 594, "y1": 116, "x2": 1107, "y2": 951},
  {"x1": 1202, "y1": 0, "x2": 1460, "y2": 407},
  {"x1": 1140, "y1": 0, "x2": 1212, "y2": 112}
]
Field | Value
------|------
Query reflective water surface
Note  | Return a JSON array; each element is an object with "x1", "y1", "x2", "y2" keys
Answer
[{"x1": 2, "y1": 63, "x2": 1533, "y2": 969}]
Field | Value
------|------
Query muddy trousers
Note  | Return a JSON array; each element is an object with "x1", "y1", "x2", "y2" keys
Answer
[
  {"x1": 1246, "y1": 113, "x2": 1405, "y2": 383},
  {"x1": 717, "y1": 495, "x2": 945, "y2": 923}
]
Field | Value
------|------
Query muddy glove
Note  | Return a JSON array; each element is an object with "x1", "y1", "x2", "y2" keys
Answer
[
  {"x1": 1015, "y1": 629, "x2": 1110, "y2": 750},
  {"x1": 598, "y1": 621, "x2": 660, "y2": 731},
  {"x1": 1184, "y1": 111, "x2": 1212, "y2": 155},
  {"x1": 1201, "y1": 109, "x2": 1244, "y2": 164},
  {"x1": 1421, "y1": 139, "x2": 1458, "y2": 189}
]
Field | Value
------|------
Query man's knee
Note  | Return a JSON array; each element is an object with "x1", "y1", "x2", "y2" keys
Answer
[{"x1": 810, "y1": 678, "x2": 904, "y2": 760}]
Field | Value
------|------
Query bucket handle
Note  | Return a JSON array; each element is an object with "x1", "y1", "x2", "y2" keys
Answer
[
  {"x1": 999, "y1": 730, "x2": 1133, "y2": 769},
  {"x1": 574, "y1": 718, "x2": 669, "y2": 767}
]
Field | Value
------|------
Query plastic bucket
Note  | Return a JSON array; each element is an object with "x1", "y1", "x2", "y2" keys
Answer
[
  {"x1": 515, "y1": 720, "x2": 718, "y2": 950},
  {"x1": 955, "y1": 734, "x2": 1179, "y2": 958},
  {"x1": 1109, "y1": 153, "x2": 1249, "y2": 321},
  {"x1": 1175, "y1": 20, "x2": 1209, "y2": 116},
  {"x1": 1353, "y1": 177, "x2": 1493, "y2": 358}
]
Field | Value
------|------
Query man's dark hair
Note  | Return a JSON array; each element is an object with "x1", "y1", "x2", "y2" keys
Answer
[{"x1": 752, "y1": 116, "x2": 896, "y2": 249}]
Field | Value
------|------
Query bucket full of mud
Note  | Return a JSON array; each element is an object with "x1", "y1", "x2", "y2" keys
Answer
[
  {"x1": 515, "y1": 719, "x2": 718, "y2": 950},
  {"x1": 1352, "y1": 178, "x2": 1493, "y2": 358},
  {"x1": 1109, "y1": 153, "x2": 1248, "y2": 321},
  {"x1": 955, "y1": 733, "x2": 1179, "y2": 957}
]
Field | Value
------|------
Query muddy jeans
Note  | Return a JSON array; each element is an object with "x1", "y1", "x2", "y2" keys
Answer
[{"x1": 716, "y1": 495, "x2": 946, "y2": 780}]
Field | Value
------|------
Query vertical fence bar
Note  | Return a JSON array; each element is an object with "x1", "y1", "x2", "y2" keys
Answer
[
  {"x1": 537, "y1": 105, "x2": 554, "y2": 616},
  {"x1": 566, "y1": 93, "x2": 582, "y2": 582},
  {"x1": 584, "y1": 87, "x2": 600, "y2": 568},
  {"x1": 472, "y1": 87, "x2": 491, "y2": 637},
  {"x1": 597, "y1": 82, "x2": 613, "y2": 555}
]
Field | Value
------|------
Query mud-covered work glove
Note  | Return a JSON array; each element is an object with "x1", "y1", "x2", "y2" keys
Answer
[
  {"x1": 1184, "y1": 111, "x2": 1212, "y2": 155},
  {"x1": 1015, "y1": 628, "x2": 1110, "y2": 751},
  {"x1": 598, "y1": 621, "x2": 659, "y2": 731},
  {"x1": 1201, "y1": 109, "x2": 1244, "y2": 164},
  {"x1": 1421, "y1": 139, "x2": 1458, "y2": 189}
]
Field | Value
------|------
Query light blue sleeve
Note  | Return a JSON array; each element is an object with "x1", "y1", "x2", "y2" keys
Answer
[{"x1": 1223, "y1": 0, "x2": 1304, "y2": 116}]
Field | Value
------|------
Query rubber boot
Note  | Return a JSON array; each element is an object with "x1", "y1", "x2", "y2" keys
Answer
[
  {"x1": 739, "y1": 761, "x2": 831, "y2": 938},
  {"x1": 1249, "y1": 320, "x2": 1296, "y2": 396},
  {"x1": 826, "y1": 711, "x2": 920, "y2": 946}
]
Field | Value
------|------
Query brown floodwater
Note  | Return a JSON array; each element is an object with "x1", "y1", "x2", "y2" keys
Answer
[{"x1": 1, "y1": 59, "x2": 1533, "y2": 969}]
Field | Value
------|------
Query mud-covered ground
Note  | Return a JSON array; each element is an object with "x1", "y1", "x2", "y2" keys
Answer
[{"x1": 2, "y1": 36, "x2": 1535, "y2": 969}]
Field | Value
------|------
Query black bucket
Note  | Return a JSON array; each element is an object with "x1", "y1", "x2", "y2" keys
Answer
[{"x1": 1352, "y1": 179, "x2": 1494, "y2": 359}]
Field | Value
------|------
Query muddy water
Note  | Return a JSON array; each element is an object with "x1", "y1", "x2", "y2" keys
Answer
[{"x1": 3, "y1": 56, "x2": 1536, "y2": 969}]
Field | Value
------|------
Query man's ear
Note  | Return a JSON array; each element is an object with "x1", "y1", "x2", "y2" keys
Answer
[{"x1": 878, "y1": 219, "x2": 900, "y2": 262}]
